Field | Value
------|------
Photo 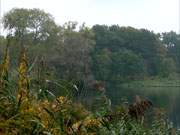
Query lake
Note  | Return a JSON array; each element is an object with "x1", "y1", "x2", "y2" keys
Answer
[{"x1": 106, "y1": 84, "x2": 180, "y2": 127}]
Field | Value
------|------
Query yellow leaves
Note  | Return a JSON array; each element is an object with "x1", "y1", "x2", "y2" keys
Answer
[
  {"x1": 72, "y1": 121, "x2": 82, "y2": 131},
  {"x1": 42, "y1": 99, "x2": 50, "y2": 106},
  {"x1": 1, "y1": 87, "x2": 104, "y2": 135},
  {"x1": 0, "y1": 44, "x2": 10, "y2": 91},
  {"x1": 83, "y1": 118, "x2": 102, "y2": 128},
  {"x1": 57, "y1": 96, "x2": 68, "y2": 104},
  {"x1": 0, "y1": 43, "x2": 107, "y2": 134},
  {"x1": 17, "y1": 47, "x2": 30, "y2": 101},
  {"x1": 22, "y1": 105, "x2": 34, "y2": 113},
  {"x1": 2, "y1": 45, "x2": 10, "y2": 77},
  {"x1": 72, "y1": 117, "x2": 102, "y2": 134},
  {"x1": 0, "y1": 44, "x2": 107, "y2": 135}
]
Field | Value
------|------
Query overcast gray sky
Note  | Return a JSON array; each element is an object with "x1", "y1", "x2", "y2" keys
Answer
[{"x1": 1, "y1": 0, "x2": 179, "y2": 33}]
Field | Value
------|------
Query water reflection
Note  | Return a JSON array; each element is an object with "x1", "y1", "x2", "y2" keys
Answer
[{"x1": 107, "y1": 85, "x2": 180, "y2": 127}]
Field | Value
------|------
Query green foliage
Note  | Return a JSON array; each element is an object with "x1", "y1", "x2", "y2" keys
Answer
[
  {"x1": 1, "y1": 8, "x2": 180, "y2": 134},
  {"x1": 92, "y1": 49, "x2": 112, "y2": 81},
  {"x1": 111, "y1": 49, "x2": 145, "y2": 81},
  {"x1": 161, "y1": 31, "x2": 180, "y2": 72},
  {"x1": 2, "y1": 8, "x2": 179, "y2": 87},
  {"x1": 3, "y1": 8, "x2": 57, "y2": 43},
  {"x1": 92, "y1": 25, "x2": 173, "y2": 77},
  {"x1": 0, "y1": 39, "x2": 178, "y2": 134}
]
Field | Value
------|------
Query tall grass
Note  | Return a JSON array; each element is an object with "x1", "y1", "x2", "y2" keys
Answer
[{"x1": 0, "y1": 44, "x2": 179, "y2": 135}]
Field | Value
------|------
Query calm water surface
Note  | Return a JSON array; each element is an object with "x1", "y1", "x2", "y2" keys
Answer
[{"x1": 107, "y1": 85, "x2": 180, "y2": 127}]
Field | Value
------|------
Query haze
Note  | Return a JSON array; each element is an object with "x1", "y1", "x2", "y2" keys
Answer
[{"x1": 2, "y1": 0, "x2": 179, "y2": 32}]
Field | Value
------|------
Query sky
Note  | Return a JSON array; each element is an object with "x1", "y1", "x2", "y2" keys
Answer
[{"x1": 1, "y1": 0, "x2": 179, "y2": 33}]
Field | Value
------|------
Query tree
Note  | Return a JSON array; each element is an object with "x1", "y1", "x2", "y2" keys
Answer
[
  {"x1": 0, "y1": 36, "x2": 7, "y2": 60},
  {"x1": 92, "y1": 25, "x2": 171, "y2": 77},
  {"x1": 2, "y1": 8, "x2": 60, "y2": 73},
  {"x1": 111, "y1": 49, "x2": 145, "y2": 81},
  {"x1": 161, "y1": 31, "x2": 180, "y2": 71},
  {"x1": 3, "y1": 8, "x2": 58, "y2": 46},
  {"x1": 47, "y1": 22, "x2": 95, "y2": 81},
  {"x1": 92, "y1": 48, "x2": 112, "y2": 81}
]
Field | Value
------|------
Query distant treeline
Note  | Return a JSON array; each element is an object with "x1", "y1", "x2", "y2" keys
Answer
[{"x1": 0, "y1": 8, "x2": 180, "y2": 95}]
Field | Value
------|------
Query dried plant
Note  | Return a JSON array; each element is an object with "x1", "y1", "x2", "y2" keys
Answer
[
  {"x1": 0, "y1": 43, "x2": 10, "y2": 93},
  {"x1": 0, "y1": 45, "x2": 178, "y2": 135},
  {"x1": 17, "y1": 47, "x2": 30, "y2": 104},
  {"x1": 128, "y1": 95, "x2": 153, "y2": 124}
]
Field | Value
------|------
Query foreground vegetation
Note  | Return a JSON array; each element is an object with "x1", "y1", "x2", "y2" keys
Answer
[{"x1": 0, "y1": 43, "x2": 179, "y2": 135}]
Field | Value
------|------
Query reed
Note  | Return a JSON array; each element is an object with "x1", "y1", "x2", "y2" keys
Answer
[{"x1": 0, "y1": 45, "x2": 178, "y2": 135}]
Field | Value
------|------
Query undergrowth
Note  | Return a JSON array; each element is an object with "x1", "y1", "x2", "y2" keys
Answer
[{"x1": 0, "y1": 44, "x2": 179, "y2": 135}]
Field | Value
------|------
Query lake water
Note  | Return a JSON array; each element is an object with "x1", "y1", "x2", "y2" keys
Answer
[{"x1": 106, "y1": 85, "x2": 180, "y2": 127}]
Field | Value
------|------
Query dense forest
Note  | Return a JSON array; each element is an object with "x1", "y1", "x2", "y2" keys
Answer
[
  {"x1": 1, "y1": 9, "x2": 180, "y2": 94},
  {"x1": 0, "y1": 8, "x2": 180, "y2": 134}
]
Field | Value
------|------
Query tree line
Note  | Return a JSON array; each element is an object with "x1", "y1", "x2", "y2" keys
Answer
[{"x1": 0, "y1": 8, "x2": 180, "y2": 98}]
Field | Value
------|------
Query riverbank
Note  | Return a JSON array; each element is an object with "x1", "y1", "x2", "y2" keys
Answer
[{"x1": 122, "y1": 78, "x2": 180, "y2": 87}]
